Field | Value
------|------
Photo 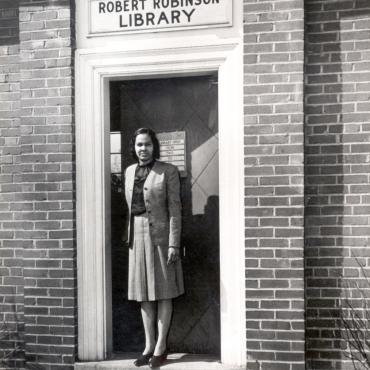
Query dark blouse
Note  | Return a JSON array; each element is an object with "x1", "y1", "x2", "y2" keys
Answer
[{"x1": 131, "y1": 160, "x2": 155, "y2": 216}]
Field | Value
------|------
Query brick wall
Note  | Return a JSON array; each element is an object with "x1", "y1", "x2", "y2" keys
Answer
[
  {"x1": 18, "y1": 0, "x2": 76, "y2": 368},
  {"x1": 0, "y1": 1, "x2": 369, "y2": 369},
  {"x1": 243, "y1": 1, "x2": 305, "y2": 369},
  {"x1": 0, "y1": 2, "x2": 23, "y2": 369},
  {"x1": 305, "y1": 0, "x2": 370, "y2": 369}
]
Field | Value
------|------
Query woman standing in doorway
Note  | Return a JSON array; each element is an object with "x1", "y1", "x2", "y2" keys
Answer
[{"x1": 123, "y1": 127, "x2": 184, "y2": 368}]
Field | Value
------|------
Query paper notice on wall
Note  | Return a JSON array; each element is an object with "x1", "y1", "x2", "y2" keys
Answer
[{"x1": 157, "y1": 131, "x2": 186, "y2": 177}]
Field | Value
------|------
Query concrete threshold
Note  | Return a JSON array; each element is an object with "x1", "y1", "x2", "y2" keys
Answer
[{"x1": 74, "y1": 353, "x2": 244, "y2": 370}]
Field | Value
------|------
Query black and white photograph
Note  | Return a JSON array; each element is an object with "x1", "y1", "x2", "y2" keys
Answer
[{"x1": 0, "y1": 1, "x2": 370, "y2": 369}]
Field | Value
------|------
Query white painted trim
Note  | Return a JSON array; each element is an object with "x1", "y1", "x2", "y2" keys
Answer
[
  {"x1": 76, "y1": 0, "x2": 242, "y2": 50},
  {"x1": 218, "y1": 43, "x2": 246, "y2": 366},
  {"x1": 75, "y1": 43, "x2": 245, "y2": 366},
  {"x1": 76, "y1": 55, "x2": 112, "y2": 360}
]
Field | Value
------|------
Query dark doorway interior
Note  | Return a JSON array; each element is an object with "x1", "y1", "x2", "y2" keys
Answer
[{"x1": 109, "y1": 75, "x2": 220, "y2": 355}]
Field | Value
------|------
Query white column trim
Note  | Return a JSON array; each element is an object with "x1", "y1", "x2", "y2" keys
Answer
[{"x1": 75, "y1": 43, "x2": 246, "y2": 366}]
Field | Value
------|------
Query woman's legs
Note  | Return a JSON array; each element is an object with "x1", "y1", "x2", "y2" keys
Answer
[
  {"x1": 140, "y1": 301, "x2": 156, "y2": 355},
  {"x1": 140, "y1": 299, "x2": 173, "y2": 356},
  {"x1": 154, "y1": 299, "x2": 173, "y2": 356}
]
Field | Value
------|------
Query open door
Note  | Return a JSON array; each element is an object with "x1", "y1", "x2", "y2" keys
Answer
[{"x1": 109, "y1": 75, "x2": 220, "y2": 355}]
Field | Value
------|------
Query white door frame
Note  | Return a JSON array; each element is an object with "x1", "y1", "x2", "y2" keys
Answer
[{"x1": 75, "y1": 41, "x2": 246, "y2": 366}]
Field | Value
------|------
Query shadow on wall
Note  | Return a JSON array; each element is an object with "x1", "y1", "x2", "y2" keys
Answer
[
  {"x1": 110, "y1": 76, "x2": 220, "y2": 355},
  {"x1": 0, "y1": 2, "x2": 77, "y2": 369},
  {"x1": 305, "y1": 1, "x2": 370, "y2": 369},
  {"x1": 0, "y1": 2, "x2": 19, "y2": 47},
  {"x1": 0, "y1": 0, "x2": 75, "y2": 47},
  {"x1": 0, "y1": 302, "x2": 23, "y2": 369},
  {"x1": 0, "y1": 2, "x2": 21, "y2": 369}
]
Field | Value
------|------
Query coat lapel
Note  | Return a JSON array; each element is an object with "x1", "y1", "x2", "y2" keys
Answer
[
  {"x1": 126, "y1": 164, "x2": 137, "y2": 211},
  {"x1": 144, "y1": 161, "x2": 157, "y2": 188},
  {"x1": 128, "y1": 164, "x2": 137, "y2": 193}
]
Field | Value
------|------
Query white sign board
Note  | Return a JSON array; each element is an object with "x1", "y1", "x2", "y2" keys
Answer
[
  {"x1": 157, "y1": 131, "x2": 186, "y2": 177},
  {"x1": 89, "y1": 0, "x2": 232, "y2": 35}
]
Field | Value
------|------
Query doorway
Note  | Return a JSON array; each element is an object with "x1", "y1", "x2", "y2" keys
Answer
[
  {"x1": 75, "y1": 43, "x2": 245, "y2": 365},
  {"x1": 109, "y1": 75, "x2": 220, "y2": 355}
]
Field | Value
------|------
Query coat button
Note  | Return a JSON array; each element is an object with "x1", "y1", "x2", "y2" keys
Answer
[
  {"x1": 149, "y1": 222, "x2": 153, "y2": 226},
  {"x1": 144, "y1": 187, "x2": 148, "y2": 190}
]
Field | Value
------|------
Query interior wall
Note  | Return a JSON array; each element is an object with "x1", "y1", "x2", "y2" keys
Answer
[{"x1": 110, "y1": 75, "x2": 220, "y2": 354}]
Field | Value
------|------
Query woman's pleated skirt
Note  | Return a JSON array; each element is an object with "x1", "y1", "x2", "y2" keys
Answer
[{"x1": 128, "y1": 213, "x2": 185, "y2": 302}]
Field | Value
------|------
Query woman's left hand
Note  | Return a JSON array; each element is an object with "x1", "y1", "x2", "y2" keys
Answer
[{"x1": 167, "y1": 247, "x2": 180, "y2": 265}]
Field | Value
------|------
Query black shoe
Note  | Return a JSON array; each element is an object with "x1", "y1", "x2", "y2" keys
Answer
[
  {"x1": 134, "y1": 352, "x2": 153, "y2": 367},
  {"x1": 149, "y1": 351, "x2": 167, "y2": 368}
]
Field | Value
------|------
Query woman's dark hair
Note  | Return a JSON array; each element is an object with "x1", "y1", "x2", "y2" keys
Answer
[{"x1": 129, "y1": 127, "x2": 160, "y2": 161}]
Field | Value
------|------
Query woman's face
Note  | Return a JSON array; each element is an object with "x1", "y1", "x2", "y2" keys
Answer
[{"x1": 135, "y1": 133, "x2": 154, "y2": 163}]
